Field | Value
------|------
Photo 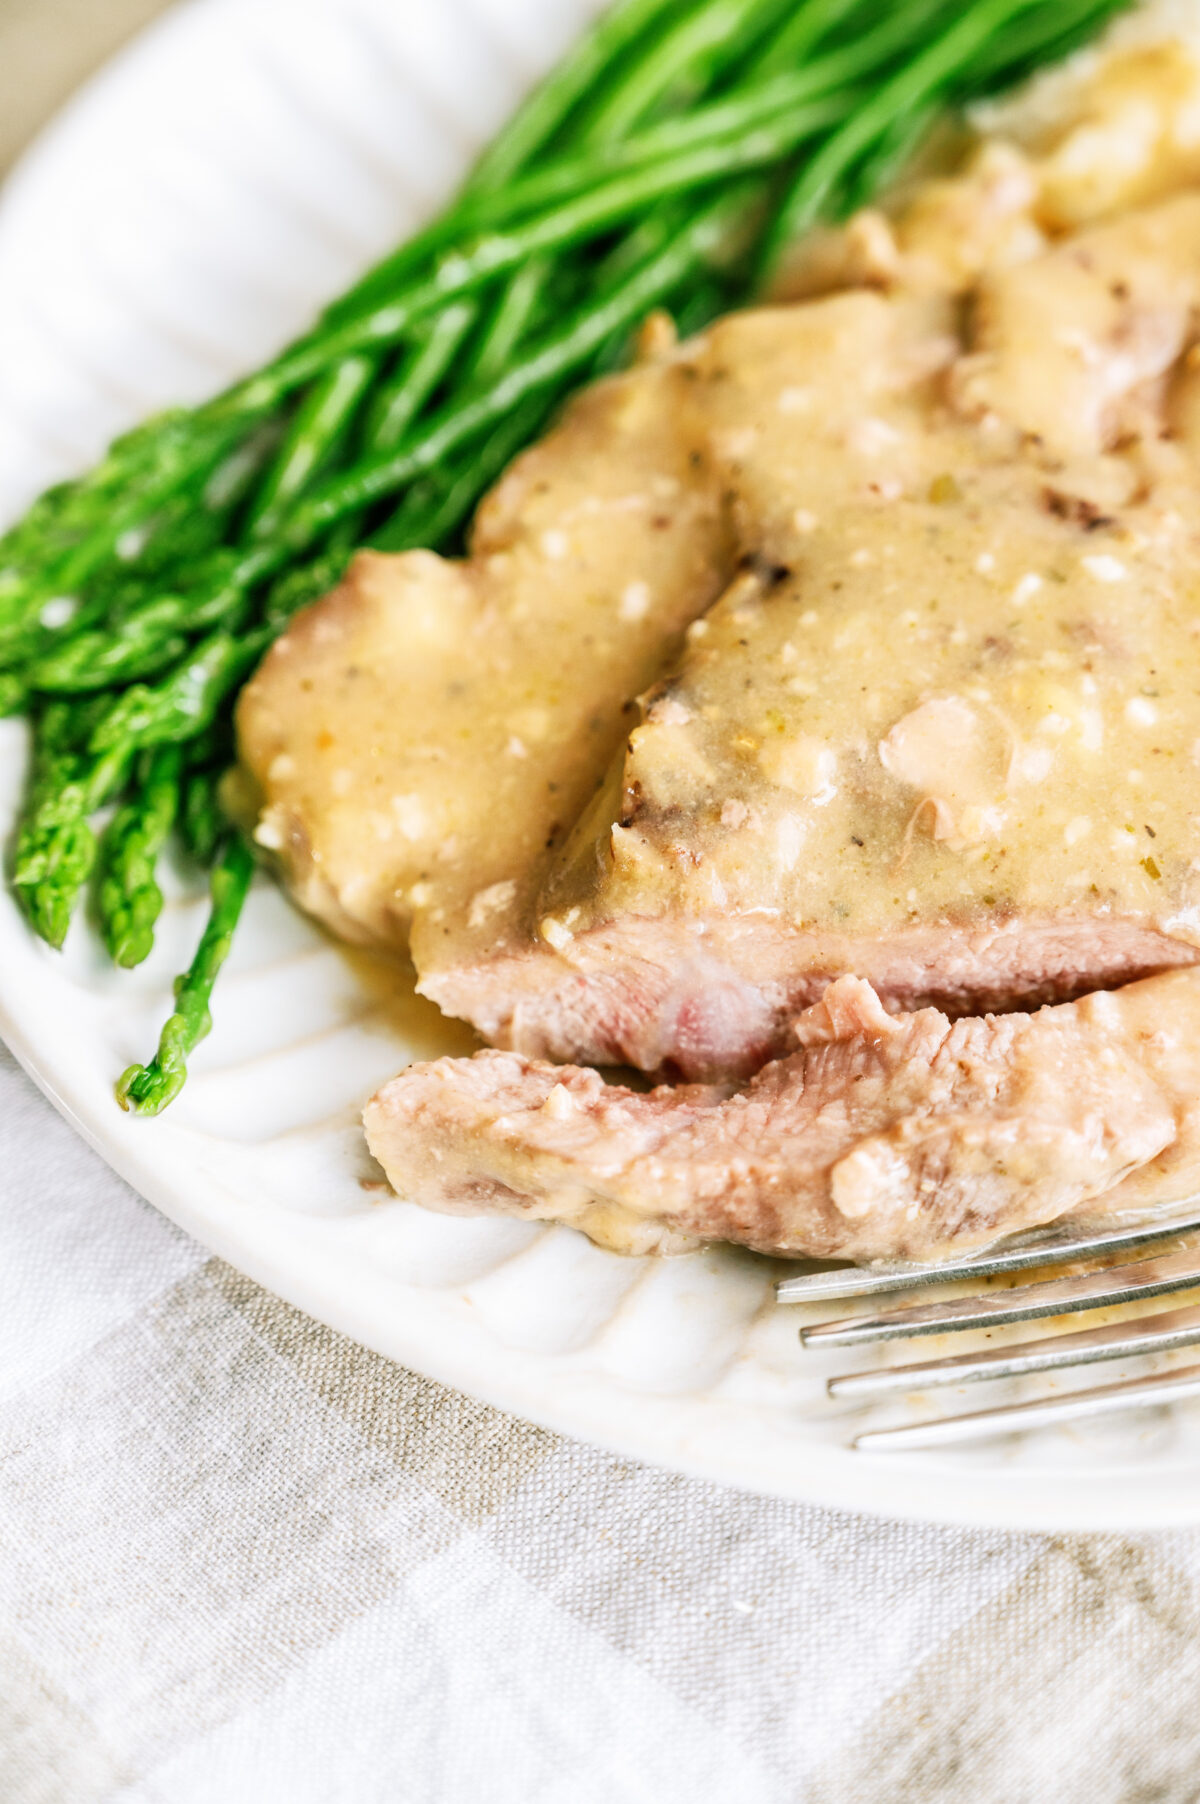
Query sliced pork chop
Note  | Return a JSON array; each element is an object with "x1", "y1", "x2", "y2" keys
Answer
[{"x1": 365, "y1": 970, "x2": 1200, "y2": 1262}]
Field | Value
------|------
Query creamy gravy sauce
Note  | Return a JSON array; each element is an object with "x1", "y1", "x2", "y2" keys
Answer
[
  {"x1": 570, "y1": 270, "x2": 1200, "y2": 944},
  {"x1": 536, "y1": 48, "x2": 1200, "y2": 967}
]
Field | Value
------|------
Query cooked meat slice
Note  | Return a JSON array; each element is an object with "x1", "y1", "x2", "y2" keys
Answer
[
  {"x1": 424, "y1": 912, "x2": 1199, "y2": 1083},
  {"x1": 364, "y1": 970, "x2": 1200, "y2": 1262},
  {"x1": 235, "y1": 339, "x2": 732, "y2": 949},
  {"x1": 420, "y1": 188, "x2": 1200, "y2": 1077}
]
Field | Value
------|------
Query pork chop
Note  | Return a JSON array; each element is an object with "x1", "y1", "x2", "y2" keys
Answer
[{"x1": 364, "y1": 969, "x2": 1200, "y2": 1262}]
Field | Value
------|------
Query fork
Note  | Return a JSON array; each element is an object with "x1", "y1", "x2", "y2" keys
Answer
[{"x1": 776, "y1": 1204, "x2": 1200, "y2": 1451}]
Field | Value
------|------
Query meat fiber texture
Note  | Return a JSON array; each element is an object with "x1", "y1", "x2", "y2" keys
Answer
[{"x1": 365, "y1": 973, "x2": 1200, "y2": 1262}]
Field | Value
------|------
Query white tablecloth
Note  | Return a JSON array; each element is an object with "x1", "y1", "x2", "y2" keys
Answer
[{"x1": 3, "y1": 1038, "x2": 1199, "y2": 1802}]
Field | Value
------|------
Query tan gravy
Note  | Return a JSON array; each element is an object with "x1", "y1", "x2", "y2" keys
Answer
[{"x1": 547, "y1": 251, "x2": 1200, "y2": 951}]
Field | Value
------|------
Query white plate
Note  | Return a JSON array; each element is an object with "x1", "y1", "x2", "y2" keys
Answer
[{"x1": 3, "y1": 0, "x2": 1199, "y2": 1532}]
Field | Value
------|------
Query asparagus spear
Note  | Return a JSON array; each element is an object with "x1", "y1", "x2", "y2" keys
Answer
[
  {"x1": 14, "y1": 0, "x2": 1115, "y2": 715},
  {"x1": 223, "y1": 101, "x2": 885, "y2": 408},
  {"x1": 358, "y1": 304, "x2": 479, "y2": 455},
  {"x1": 371, "y1": 392, "x2": 559, "y2": 554},
  {"x1": 0, "y1": 669, "x2": 26, "y2": 716},
  {"x1": 242, "y1": 353, "x2": 376, "y2": 540},
  {"x1": 89, "y1": 624, "x2": 274, "y2": 756},
  {"x1": 6, "y1": 0, "x2": 1120, "y2": 624},
  {"x1": 110, "y1": 0, "x2": 745, "y2": 1113},
  {"x1": 9, "y1": 0, "x2": 923, "y2": 642},
  {"x1": 12, "y1": 703, "x2": 130, "y2": 948},
  {"x1": 116, "y1": 835, "x2": 255, "y2": 1114},
  {"x1": 0, "y1": 412, "x2": 263, "y2": 650},
  {"x1": 19, "y1": 168, "x2": 778, "y2": 707},
  {"x1": 96, "y1": 744, "x2": 183, "y2": 967},
  {"x1": 5, "y1": 16, "x2": 856, "y2": 689}
]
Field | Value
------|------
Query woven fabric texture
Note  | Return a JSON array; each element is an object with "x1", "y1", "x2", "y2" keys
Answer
[{"x1": 3, "y1": 1039, "x2": 1200, "y2": 1803}]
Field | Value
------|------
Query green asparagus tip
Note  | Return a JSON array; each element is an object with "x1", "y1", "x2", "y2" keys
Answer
[
  {"x1": 23, "y1": 885, "x2": 71, "y2": 950},
  {"x1": 115, "y1": 1063, "x2": 155, "y2": 1112},
  {"x1": 116, "y1": 1032, "x2": 193, "y2": 1115},
  {"x1": 112, "y1": 926, "x2": 156, "y2": 970}
]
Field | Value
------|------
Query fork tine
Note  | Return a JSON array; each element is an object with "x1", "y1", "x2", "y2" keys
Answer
[
  {"x1": 775, "y1": 1202, "x2": 1200, "y2": 1304},
  {"x1": 853, "y1": 1361, "x2": 1200, "y2": 1450},
  {"x1": 801, "y1": 1245, "x2": 1200, "y2": 1347},
  {"x1": 827, "y1": 1300, "x2": 1200, "y2": 1397}
]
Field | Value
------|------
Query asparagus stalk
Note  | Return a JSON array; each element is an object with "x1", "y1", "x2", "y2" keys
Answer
[
  {"x1": 12, "y1": 703, "x2": 130, "y2": 947},
  {"x1": 370, "y1": 391, "x2": 559, "y2": 554},
  {"x1": 89, "y1": 624, "x2": 274, "y2": 756},
  {"x1": 116, "y1": 835, "x2": 255, "y2": 1114},
  {"x1": 242, "y1": 353, "x2": 376, "y2": 539},
  {"x1": 10, "y1": 6, "x2": 842, "y2": 689}
]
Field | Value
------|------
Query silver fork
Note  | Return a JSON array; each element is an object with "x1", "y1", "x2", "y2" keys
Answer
[{"x1": 776, "y1": 1204, "x2": 1200, "y2": 1451}]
